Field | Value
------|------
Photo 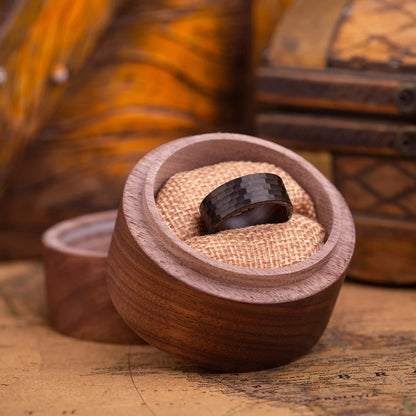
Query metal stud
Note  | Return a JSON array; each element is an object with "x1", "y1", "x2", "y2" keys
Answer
[{"x1": 51, "y1": 63, "x2": 69, "y2": 84}]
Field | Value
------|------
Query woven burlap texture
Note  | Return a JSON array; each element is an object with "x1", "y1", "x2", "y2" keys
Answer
[{"x1": 156, "y1": 161, "x2": 325, "y2": 268}]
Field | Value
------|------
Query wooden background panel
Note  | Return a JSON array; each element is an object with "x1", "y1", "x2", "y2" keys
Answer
[
  {"x1": 257, "y1": 66, "x2": 416, "y2": 117},
  {"x1": 0, "y1": 0, "x2": 121, "y2": 194},
  {"x1": 329, "y1": 0, "x2": 416, "y2": 71},
  {"x1": 334, "y1": 153, "x2": 416, "y2": 219},
  {"x1": 252, "y1": 0, "x2": 292, "y2": 64},
  {"x1": 0, "y1": 0, "x2": 251, "y2": 259},
  {"x1": 256, "y1": 112, "x2": 415, "y2": 157},
  {"x1": 267, "y1": 0, "x2": 348, "y2": 68},
  {"x1": 46, "y1": 0, "x2": 252, "y2": 138},
  {"x1": 1, "y1": 261, "x2": 416, "y2": 415},
  {"x1": 0, "y1": 0, "x2": 18, "y2": 28},
  {"x1": 334, "y1": 153, "x2": 416, "y2": 284},
  {"x1": 349, "y1": 214, "x2": 416, "y2": 284}
]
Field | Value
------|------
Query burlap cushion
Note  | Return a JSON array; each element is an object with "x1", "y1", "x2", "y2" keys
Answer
[{"x1": 156, "y1": 161, "x2": 325, "y2": 268}]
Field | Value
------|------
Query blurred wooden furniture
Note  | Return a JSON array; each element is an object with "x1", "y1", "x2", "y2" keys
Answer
[
  {"x1": 252, "y1": 0, "x2": 292, "y2": 63},
  {"x1": 257, "y1": 0, "x2": 416, "y2": 285},
  {"x1": 1, "y1": 260, "x2": 415, "y2": 414},
  {"x1": 0, "y1": 0, "x2": 254, "y2": 259}
]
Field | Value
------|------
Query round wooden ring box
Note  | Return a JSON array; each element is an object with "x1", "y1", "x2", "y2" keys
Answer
[
  {"x1": 42, "y1": 211, "x2": 143, "y2": 344},
  {"x1": 107, "y1": 133, "x2": 355, "y2": 371}
]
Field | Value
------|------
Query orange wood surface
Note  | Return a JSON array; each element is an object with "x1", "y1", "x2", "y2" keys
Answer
[
  {"x1": 330, "y1": 0, "x2": 416, "y2": 71},
  {"x1": 0, "y1": 0, "x2": 252, "y2": 259},
  {"x1": 252, "y1": 0, "x2": 292, "y2": 63},
  {"x1": 267, "y1": 0, "x2": 348, "y2": 68},
  {"x1": 0, "y1": 0, "x2": 121, "y2": 193}
]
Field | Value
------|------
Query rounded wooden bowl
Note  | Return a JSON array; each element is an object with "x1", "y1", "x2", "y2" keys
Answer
[
  {"x1": 42, "y1": 211, "x2": 143, "y2": 344},
  {"x1": 107, "y1": 133, "x2": 355, "y2": 371}
]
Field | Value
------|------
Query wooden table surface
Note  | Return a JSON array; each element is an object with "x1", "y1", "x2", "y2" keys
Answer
[{"x1": 1, "y1": 261, "x2": 415, "y2": 415}]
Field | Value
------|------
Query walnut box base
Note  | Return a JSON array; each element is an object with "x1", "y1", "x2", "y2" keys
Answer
[{"x1": 107, "y1": 133, "x2": 356, "y2": 372}]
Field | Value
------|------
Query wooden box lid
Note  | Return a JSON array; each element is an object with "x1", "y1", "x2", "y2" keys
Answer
[{"x1": 42, "y1": 211, "x2": 144, "y2": 344}]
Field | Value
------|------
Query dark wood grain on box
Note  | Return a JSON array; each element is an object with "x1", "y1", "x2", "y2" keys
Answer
[{"x1": 106, "y1": 133, "x2": 355, "y2": 372}]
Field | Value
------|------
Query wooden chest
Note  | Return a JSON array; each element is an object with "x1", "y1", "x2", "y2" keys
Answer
[{"x1": 256, "y1": 0, "x2": 416, "y2": 284}]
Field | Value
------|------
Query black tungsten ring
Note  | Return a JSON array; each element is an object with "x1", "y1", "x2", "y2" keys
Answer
[{"x1": 199, "y1": 173, "x2": 293, "y2": 234}]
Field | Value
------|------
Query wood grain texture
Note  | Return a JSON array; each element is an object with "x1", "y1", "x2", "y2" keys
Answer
[
  {"x1": 334, "y1": 153, "x2": 416, "y2": 220},
  {"x1": 334, "y1": 153, "x2": 416, "y2": 284},
  {"x1": 329, "y1": 0, "x2": 416, "y2": 71},
  {"x1": 267, "y1": 0, "x2": 348, "y2": 68},
  {"x1": 0, "y1": 0, "x2": 121, "y2": 194},
  {"x1": 257, "y1": 112, "x2": 416, "y2": 157},
  {"x1": 3, "y1": 266, "x2": 416, "y2": 412},
  {"x1": 41, "y1": 0, "x2": 252, "y2": 139},
  {"x1": 256, "y1": 114, "x2": 416, "y2": 284},
  {"x1": 0, "y1": 0, "x2": 252, "y2": 260},
  {"x1": 0, "y1": 0, "x2": 18, "y2": 29},
  {"x1": 258, "y1": 66, "x2": 416, "y2": 117},
  {"x1": 252, "y1": 0, "x2": 292, "y2": 64},
  {"x1": 349, "y1": 214, "x2": 416, "y2": 285},
  {"x1": 256, "y1": 0, "x2": 416, "y2": 285},
  {"x1": 106, "y1": 133, "x2": 355, "y2": 371},
  {"x1": 42, "y1": 210, "x2": 143, "y2": 344}
]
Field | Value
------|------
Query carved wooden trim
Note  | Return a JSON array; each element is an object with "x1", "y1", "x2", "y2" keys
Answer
[
  {"x1": 257, "y1": 112, "x2": 416, "y2": 157},
  {"x1": 258, "y1": 66, "x2": 416, "y2": 116}
]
